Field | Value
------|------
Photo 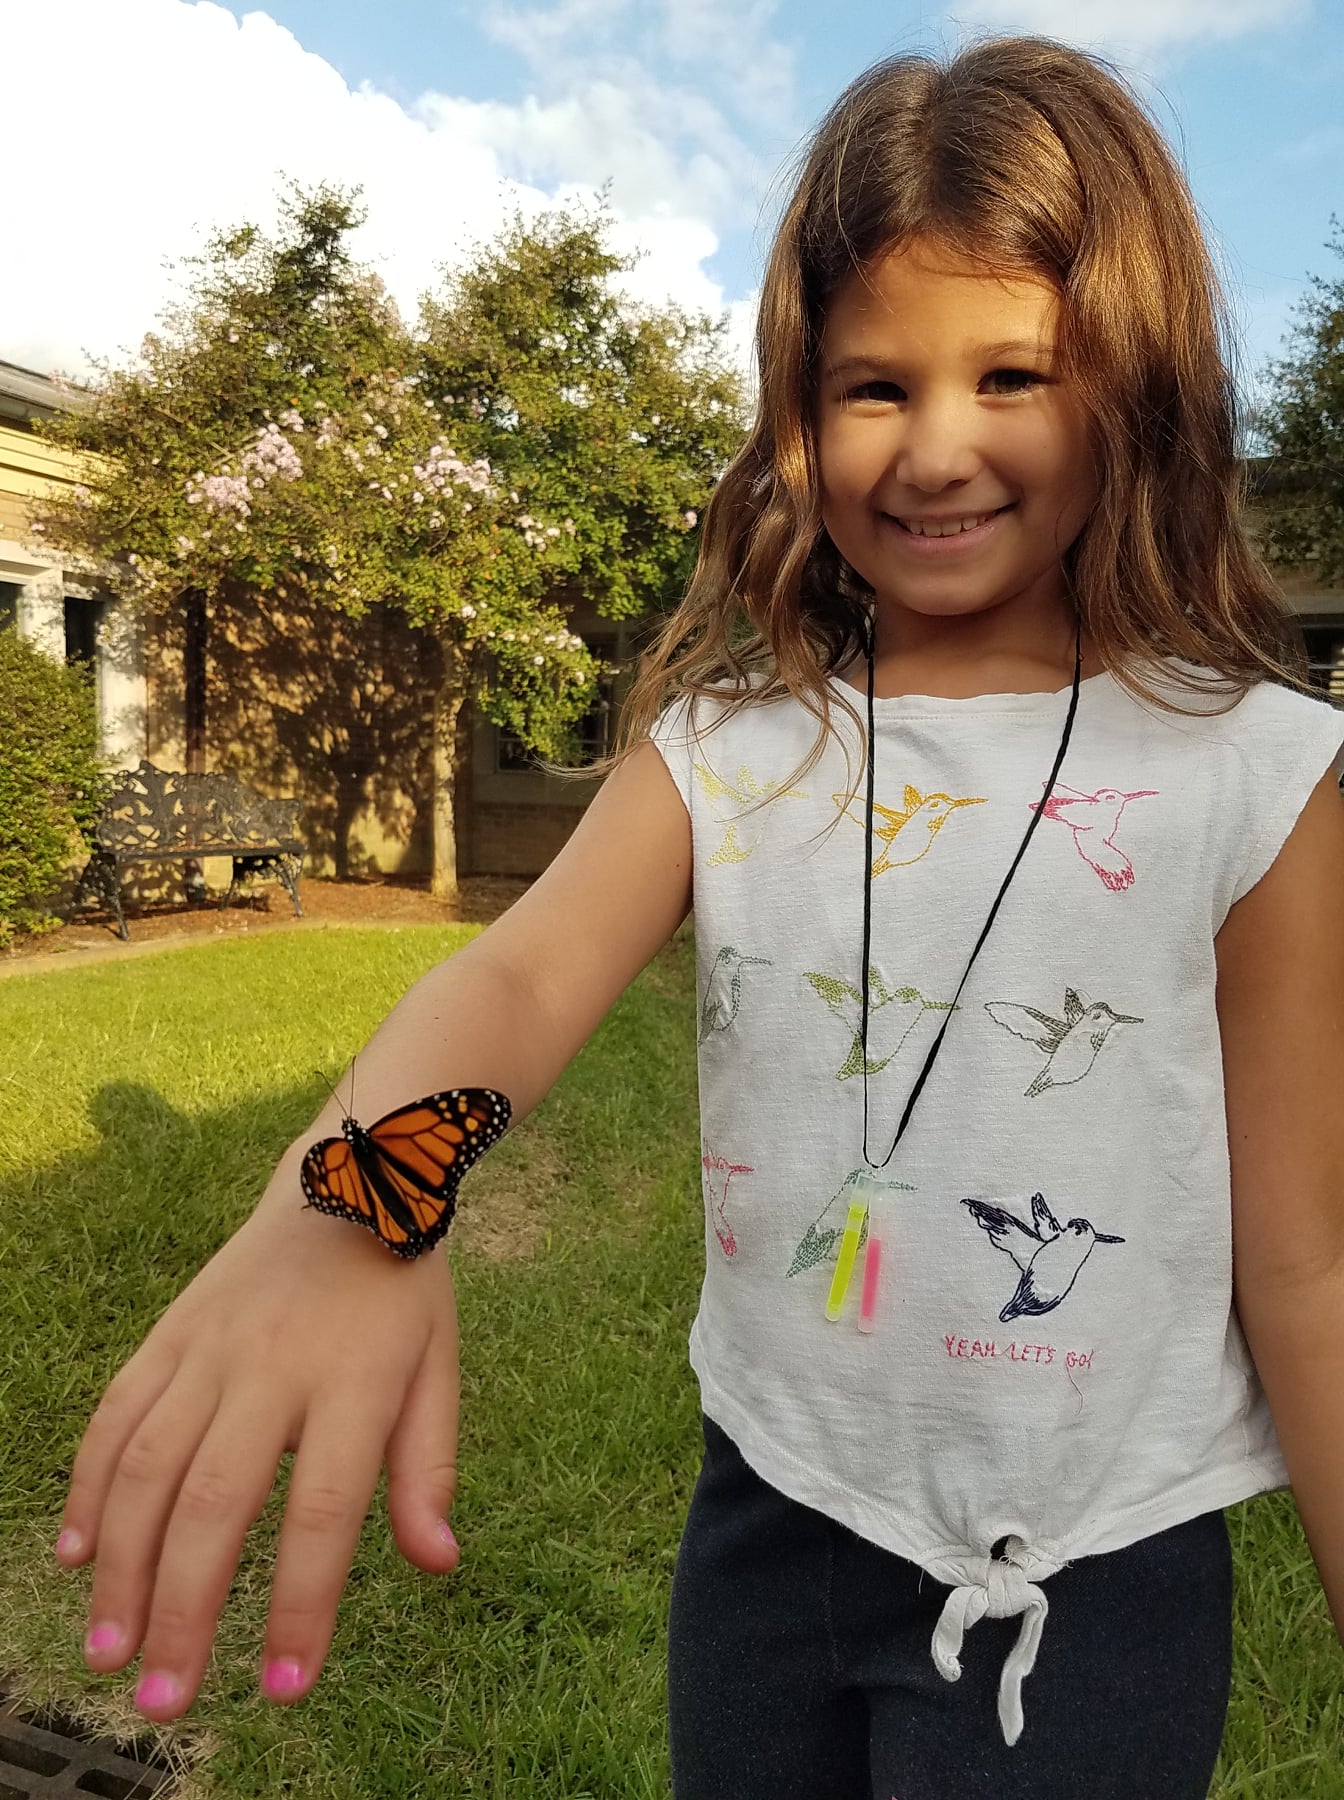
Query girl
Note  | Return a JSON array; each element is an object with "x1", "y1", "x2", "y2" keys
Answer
[{"x1": 58, "y1": 36, "x2": 1344, "y2": 1800}]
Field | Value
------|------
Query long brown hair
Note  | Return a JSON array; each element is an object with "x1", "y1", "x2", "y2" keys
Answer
[{"x1": 615, "y1": 35, "x2": 1302, "y2": 773}]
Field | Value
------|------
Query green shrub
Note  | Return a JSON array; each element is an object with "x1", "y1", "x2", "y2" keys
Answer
[{"x1": 0, "y1": 627, "x2": 107, "y2": 947}]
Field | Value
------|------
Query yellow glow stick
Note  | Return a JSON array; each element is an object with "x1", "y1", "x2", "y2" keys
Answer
[{"x1": 825, "y1": 1198, "x2": 869, "y2": 1321}]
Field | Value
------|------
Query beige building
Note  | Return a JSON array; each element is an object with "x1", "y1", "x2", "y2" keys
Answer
[
  {"x1": 1244, "y1": 461, "x2": 1344, "y2": 701},
  {"x1": 0, "y1": 359, "x2": 147, "y2": 765},
  {"x1": 2, "y1": 356, "x2": 1340, "y2": 888}
]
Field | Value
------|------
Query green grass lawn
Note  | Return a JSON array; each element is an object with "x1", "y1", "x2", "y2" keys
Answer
[{"x1": 0, "y1": 927, "x2": 1340, "y2": 1797}]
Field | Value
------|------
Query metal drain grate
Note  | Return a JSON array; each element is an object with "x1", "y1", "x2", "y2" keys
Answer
[{"x1": 0, "y1": 1693, "x2": 176, "y2": 1799}]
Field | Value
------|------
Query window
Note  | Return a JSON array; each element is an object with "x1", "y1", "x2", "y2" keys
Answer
[
  {"x1": 64, "y1": 596, "x2": 105, "y2": 667},
  {"x1": 0, "y1": 581, "x2": 19, "y2": 631},
  {"x1": 1303, "y1": 624, "x2": 1344, "y2": 705}
]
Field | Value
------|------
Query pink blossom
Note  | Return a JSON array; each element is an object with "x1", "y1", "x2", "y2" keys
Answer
[{"x1": 188, "y1": 472, "x2": 251, "y2": 517}]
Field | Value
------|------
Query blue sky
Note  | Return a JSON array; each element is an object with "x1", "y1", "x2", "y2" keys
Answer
[{"x1": 4, "y1": 0, "x2": 1341, "y2": 409}]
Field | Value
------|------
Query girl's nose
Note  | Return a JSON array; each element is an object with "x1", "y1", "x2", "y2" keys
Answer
[{"x1": 892, "y1": 398, "x2": 981, "y2": 492}]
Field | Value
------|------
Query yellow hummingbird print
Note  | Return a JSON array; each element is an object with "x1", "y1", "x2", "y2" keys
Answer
[
  {"x1": 694, "y1": 762, "x2": 808, "y2": 865},
  {"x1": 833, "y1": 782, "x2": 986, "y2": 875}
]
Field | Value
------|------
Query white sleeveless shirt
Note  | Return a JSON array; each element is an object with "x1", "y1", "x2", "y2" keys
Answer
[{"x1": 651, "y1": 665, "x2": 1343, "y2": 1745}]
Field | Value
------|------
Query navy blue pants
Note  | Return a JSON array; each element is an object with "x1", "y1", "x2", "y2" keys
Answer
[{"x1": 667, "y1": 1416, "x2": 1232, "y2": 1799}]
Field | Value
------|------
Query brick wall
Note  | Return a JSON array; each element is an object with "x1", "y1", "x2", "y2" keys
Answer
[{"x1": 463, "y1": 798, "x2": 591, "y2": 876}]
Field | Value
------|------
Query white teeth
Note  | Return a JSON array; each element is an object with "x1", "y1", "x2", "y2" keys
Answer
[{"x1": 898, "y1": 512, "x2": 994, "y2": 537}]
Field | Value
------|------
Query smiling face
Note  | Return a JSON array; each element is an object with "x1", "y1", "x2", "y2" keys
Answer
[{"x1": 815, "y1": 240, "x2": 1099, "y2": 665}]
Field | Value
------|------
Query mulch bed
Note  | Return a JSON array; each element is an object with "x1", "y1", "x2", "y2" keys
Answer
[{"x1": 1, "y1": 874, "x2": 531, "y2": 971}]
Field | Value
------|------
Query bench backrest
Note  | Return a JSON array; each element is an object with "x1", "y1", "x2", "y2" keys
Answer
[{"x1": 96, "y1": 760, "x2": 303, "y2": 854}]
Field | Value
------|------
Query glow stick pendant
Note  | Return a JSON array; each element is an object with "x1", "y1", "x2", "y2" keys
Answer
[{"x1": 824, "y1": 1199, "x2": 868, "y2": 1321}]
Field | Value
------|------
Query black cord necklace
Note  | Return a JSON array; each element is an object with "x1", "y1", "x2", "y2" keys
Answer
[{"x1": 858, "y1": 621, "x2": 1083, "y2": 1169}]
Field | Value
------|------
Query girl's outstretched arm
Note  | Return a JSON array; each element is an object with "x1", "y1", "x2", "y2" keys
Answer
[
  {"x1": 1217, "y1": 768, "x2": 1344, "y2": 1636},
  {"x1": 57, "y1": 740, "x2": 692, "y2": 1720}
]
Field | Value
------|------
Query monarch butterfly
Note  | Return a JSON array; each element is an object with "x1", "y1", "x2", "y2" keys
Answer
[{"x1": 300, "y1": 1087, "x2": 511, "y2": 1259}]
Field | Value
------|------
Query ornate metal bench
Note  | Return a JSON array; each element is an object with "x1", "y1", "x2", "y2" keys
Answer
[{"x1": 74, "y1": 760, "x2": 305, "y2": 940}]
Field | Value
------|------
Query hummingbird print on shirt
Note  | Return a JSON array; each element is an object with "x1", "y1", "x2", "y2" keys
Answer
[
  {"x1": 693, "y1": 762, "x2": 807, "y2": 865},
  {"x1": 1029, "y1": 782, "x2": 1158, "y2": 891},
  {"x1": 787, "y1": 1167, "x2": 915, "y2": 1277},
  {"x1": 985, "y1": 987, "x2": 1143, "y2": 1097},
  {"x1": 962, "y1": 1193, "x2": 1125, "y2": 1322},
  {"x1": 804, "y1": 967, "x2": 957, "y2": 1079},
  {"x1": 702, "y1": 1144, "x2": 754, "y2": 1258},
  {"x1": 699, "y1": 947, "x2": 773, "y2": 1043},
  {"x1": 834, "y1": 783, "x2": 986, "y2": 876}
]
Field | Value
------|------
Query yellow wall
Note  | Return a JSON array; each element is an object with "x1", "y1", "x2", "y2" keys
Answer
[{"x1": 0, "y1": 420, "x2": 89, "y2": 535}]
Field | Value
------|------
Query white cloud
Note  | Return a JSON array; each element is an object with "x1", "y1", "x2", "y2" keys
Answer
[
  {"x1": 1, "y1": 0, "x2": 772, "y2": 383},
  {"x1": 946, "y1": 0, "x2": 1311, "y2": 56},
  {"x1": 487, "y1": 0, "x2": 796, "y2": 134}
]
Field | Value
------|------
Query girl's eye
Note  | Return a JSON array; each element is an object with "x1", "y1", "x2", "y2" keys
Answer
[
  {"x1": 845, "y1": 380, "x2": 906, "y2": 403},
  {"x1": 984, "y1": 368, "x2": 1045, "y2": 396}
]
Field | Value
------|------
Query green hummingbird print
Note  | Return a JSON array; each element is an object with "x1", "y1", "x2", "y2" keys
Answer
[
  {"x1": 787, "y1": 1167, "x2": 915, "y2": 1277},
  {"x1": 804, "y1": 966, "x2": 957, "y2": 1080}
]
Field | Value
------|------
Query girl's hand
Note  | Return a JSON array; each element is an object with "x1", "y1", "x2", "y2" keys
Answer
[{"x1": 55, "y1": 1165, "x2": 462, "y2": 1721}]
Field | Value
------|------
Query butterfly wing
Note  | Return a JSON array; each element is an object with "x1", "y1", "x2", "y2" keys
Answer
[
  {"x1": 366, "y1": 1088, "x2": 512, "y2": 1255},
  {"x1": 299, "y1": 1135, "x2": 417, "y2": 1256}
]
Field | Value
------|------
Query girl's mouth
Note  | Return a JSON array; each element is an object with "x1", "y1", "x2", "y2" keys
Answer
[{"x1": 882, "y1": 503, "x2": 1015, "y2": 554}]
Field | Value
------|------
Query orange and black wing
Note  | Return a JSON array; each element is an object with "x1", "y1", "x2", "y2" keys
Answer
[
  {"x1": 300, "y1": 1135, "x2": 419, "y2": 1256},
  {"x1": 366, "y1": 1089, "x2": 511, "y2": 1253}
]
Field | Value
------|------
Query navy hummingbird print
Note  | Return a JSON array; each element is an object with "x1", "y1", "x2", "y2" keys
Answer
[
  {"x1": 962, "y1": 1193, "x2": 1125, "y2": 1322},
  {"x1": 985, "y1": 987, "x2": 1142, "y2": 1097}
]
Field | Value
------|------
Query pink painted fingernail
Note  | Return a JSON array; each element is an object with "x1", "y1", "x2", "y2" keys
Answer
[
  {"x1": 134, "y1": 1673, "x2": 181, "y2": 1711},
  {"x1": 262, "y1": 1658, "x2": 305, "y2": 1700},
  {"x1": 56, "y1": 1529, "x2": 83, "y2": 1559},
  {"x1": 84, "y1": 1623, "x2": 122, "y2": 1655},
  {"x1": 438, "y1": 1520, "x2": 458, "y2": 1552}
]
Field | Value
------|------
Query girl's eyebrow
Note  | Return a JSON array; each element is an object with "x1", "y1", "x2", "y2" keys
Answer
[
  {"x1": 823, "y1": 341, "x2": 1057, "y2": 379},
  {"x1": 978, "y1": 339, "x2": 1056, "y2": 361}
]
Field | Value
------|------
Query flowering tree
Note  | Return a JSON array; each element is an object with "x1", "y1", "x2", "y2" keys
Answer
[
  {"x1": 34, "y1": 189, "x2": 595, "y2": 893},
  {"x1": 35, "y1": 190, "x2": 747, "y2": 892}
]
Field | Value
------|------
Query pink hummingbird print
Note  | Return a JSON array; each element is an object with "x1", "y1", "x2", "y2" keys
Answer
[
  {"x1": 702, "y1": 1145, "x2": 754, "y2": 1258},
  {"x1": 1029, "y1": 782, "x2": 1157, "y2": 891}
]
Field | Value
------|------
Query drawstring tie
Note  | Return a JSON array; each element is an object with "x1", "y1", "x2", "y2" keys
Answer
[{"x1": 930, "y1": 1536, "x2": 1049, "y2": 1747}]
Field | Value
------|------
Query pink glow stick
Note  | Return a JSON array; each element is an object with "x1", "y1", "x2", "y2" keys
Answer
[{"x1": 857, "y1": 1228, "x2": 882, "y2": 1332}]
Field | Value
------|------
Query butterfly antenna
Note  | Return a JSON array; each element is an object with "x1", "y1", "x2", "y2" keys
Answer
[{"x1": 314, "y1": 1066, "x2": 348, "y2": 1118}]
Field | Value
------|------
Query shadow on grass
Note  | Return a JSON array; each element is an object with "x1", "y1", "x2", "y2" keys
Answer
[{"x1": 0, "y1": 959, "x2": 706, "y2": 1800}]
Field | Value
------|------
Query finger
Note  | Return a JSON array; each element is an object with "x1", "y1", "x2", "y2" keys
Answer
[
  {"x1": 384, "y1": 1308, "x2": 461, "y2": 1574},
  {"x1": 131, "y1": 1394, "x2": 292, "y2": 1720},
  {"x1": 257, "y1": 1391, "x2": 395, "y2": 1706},
  {"x1": 81, "y1": 1369, "x2": 223, "y2": 1677},
  {"x1": 58, "y1": 1346, "x2": 180, "y2": 1569}
]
